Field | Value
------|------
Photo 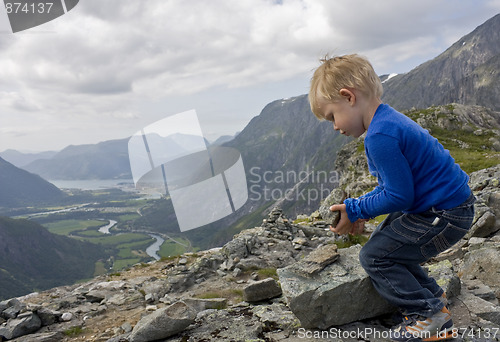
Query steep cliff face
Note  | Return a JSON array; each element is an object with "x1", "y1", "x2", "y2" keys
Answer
[
  {"x1": 443, "y1": 54, "x2": 500, "y2": 111},
  {"x1": 383, "y1": 14, "x2": 500, "y2": 111}
]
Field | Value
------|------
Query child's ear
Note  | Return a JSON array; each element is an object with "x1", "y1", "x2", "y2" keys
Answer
[{"x1": 339, "y1": 88, "x2": 356, "y2": 105}]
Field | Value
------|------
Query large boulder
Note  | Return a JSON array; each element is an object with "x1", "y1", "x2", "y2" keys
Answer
[
  {"x1": 0, "y1": 312, "x2": 41, "y2": 340},
  {"x1": 243, "y1": 278, "x2": 282, "y2": 303},
  {"x1": 469, "y1": 165, "x2": 500, "y2": 238},
  {"x1": 277, "y1": 244, "x2": 394, "y2": 329},
  {"x1": 458, "y1": 291, "x2": 500, "y2": 325},
  {"x1": 459, "y1": 245, "x2": 500, "y2": 298},
  {"x1": 128, "y1": 301, "x2": 196, "y2": 342}
]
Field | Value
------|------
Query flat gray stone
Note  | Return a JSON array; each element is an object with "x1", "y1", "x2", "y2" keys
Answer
[{"x1": 278, "y1": 245, "x2": 394, "y2": 329}]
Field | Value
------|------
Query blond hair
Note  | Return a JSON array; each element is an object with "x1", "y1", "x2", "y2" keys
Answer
[{"x1": 309, "y1": 54, "x2": 383, "y2": 119}]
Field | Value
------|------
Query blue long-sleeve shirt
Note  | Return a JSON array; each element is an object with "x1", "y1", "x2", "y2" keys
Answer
[{"x1": 344, "y1": 104, "x2": 470, "y2": 222}]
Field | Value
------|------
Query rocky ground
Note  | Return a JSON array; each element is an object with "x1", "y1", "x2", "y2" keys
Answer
[{"x1": 0, "y1": 163, "x2": 499, "y2": 342}]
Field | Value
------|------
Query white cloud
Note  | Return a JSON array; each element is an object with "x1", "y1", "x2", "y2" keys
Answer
[{"x1": 0, "y1": 91, "x2": 39, "y2": 111}]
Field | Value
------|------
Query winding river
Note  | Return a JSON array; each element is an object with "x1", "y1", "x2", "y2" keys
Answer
[
  {"x1": 145, "y1": 234, "x2": 165, "y2": 261},
  {"x1": 98, "y1": 220, "x2": 117, "y2": 234},
  {"x1": 97, "y1": 220, "x2": 164, "y2": 260}
]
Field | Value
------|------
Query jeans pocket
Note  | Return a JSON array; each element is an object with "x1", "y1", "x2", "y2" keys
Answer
[
  {"x1": 390, "y1": 214, "x2": 430, "y2": 243},
  {"x1": 421, "y1": 223, "x2": 469, "y2": 259}
]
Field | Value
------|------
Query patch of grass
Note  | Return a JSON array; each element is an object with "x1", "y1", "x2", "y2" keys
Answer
[
  {"x1": 116, "y1": 213, "x2": 141, "y2": 222},
  {"x1": 158, "y1": 238, "x2": 190, "y2": 258},
  {"x1": 63, "y1": 326, "x2": 85, "y2": 337},
  {"x1": 229, "y1": 289, "x2": 244, "y2": 297},
  {"x1": 404, "y1": 106, "x2": 439, "y2": 121},
  {"x1": 197, "y1": 292, "x2": 222, "y2": 299},
  {"x1": 403, "y1": 106, "x2": 499, "y2": 174},
  {"x1": 196, "y1": 289, "x2": 243, "y2": 306},
  {"x1": 356, "y1": 140, "x2": 365, "y2": 153},
  {"x1": 292, "y1": 217, "x2": 311, "y2": 224},
  {"x1": 334, "y1": 234, "x2": 369, "y2": 249},
  {"x1": 257, "y1": 268, "x2": 278, "y2": 280},
  {"x1": 370, "y1": 214, "x2": 388, "y2": 227},
  {"x1": 78, "y1": 230, "x2": 104, "y2": 237},
  {"x1": 431, "y1": 125, "x2": 495, "y2": 150},
  {"x1": 112, "y1": 258, "x2": 142, "y2": 271},
  {"x1": 78, "y1": 232, "x2": 153, "y2": 246},
  {"x1": 224, "y1": 289, "x2": 244, "y2": 305},
  {"x1": 43, "y1": 219, "x2": 105, "y2": 236},
  {"x1": 446, "y1": 149, "x2": 500, "y2": 174}
]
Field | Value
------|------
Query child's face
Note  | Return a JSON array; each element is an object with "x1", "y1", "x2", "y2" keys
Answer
[{"x1": 317, "y1": 93, "x2": 366, "y2": 138}]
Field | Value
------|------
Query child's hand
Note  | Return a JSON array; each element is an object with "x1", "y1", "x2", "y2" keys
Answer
[
  {"x1": 329, "y1": 204, "x2": 367, "y2": 235},
  {"x1": 329, "y1": 204, "x2": 352, "y2": 235}
]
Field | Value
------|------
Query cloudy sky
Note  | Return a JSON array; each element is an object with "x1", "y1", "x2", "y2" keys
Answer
[{"x1": 0, "y1": 0, "x2": 499, "y2": 152}]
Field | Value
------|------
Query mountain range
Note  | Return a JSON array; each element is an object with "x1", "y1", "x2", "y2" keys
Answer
[
  {"x1": 0, "y1": 149, "x2": 57, "y2": 168},
  {"x1": 382, "y1": 13, "x2": 500, "y2": 111},
  {"x1": 20, "y1": 138, "x2": 132, "y2": 180}
]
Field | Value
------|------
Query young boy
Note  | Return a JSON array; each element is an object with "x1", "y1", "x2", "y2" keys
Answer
[{"x1": 309, "y1": 54, "x2": 475, "y2": 342}]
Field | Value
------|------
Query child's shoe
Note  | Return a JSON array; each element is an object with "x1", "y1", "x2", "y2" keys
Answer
[{"x1": 389, "y1": 306, "x2": 455, "y2": 341}]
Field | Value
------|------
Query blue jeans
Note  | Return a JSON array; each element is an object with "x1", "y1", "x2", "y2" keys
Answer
[{"x1": 359, "y1": 193, "x2": 475, "y2": 317}]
